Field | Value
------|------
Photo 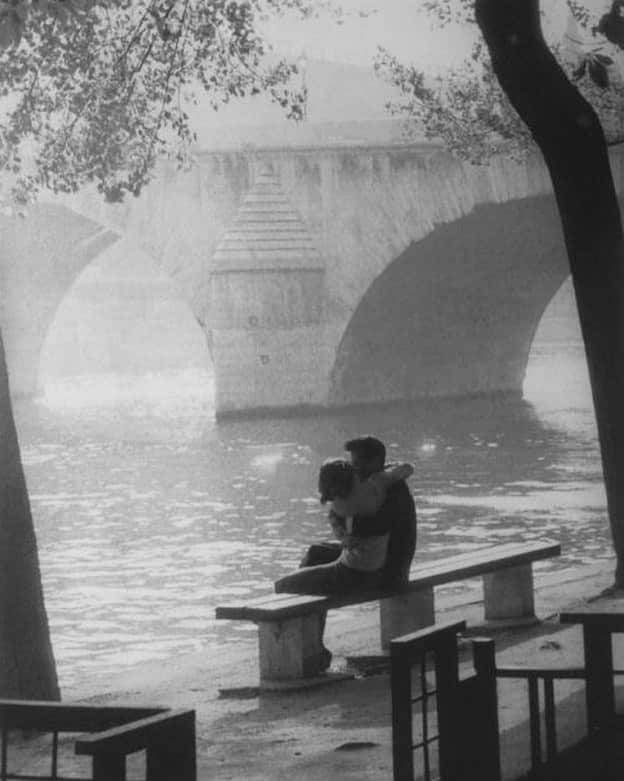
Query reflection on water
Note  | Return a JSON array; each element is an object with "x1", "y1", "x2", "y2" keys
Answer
[{"x1": 13, "y1": 338, "x2": 610, "y2": 693}]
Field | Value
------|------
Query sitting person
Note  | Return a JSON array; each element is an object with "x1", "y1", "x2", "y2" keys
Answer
[
  {"x1": 319, "y1": 458, "x2": 413, "y2": 573},
  {"x1": 274, "y1": 457, "x2": 413, "y2": 597},
  {"x1": 274, "y1": 444, "x2": 414, "y2": 670},
  {"x1": 299, "y1": 436, "x2": 417, "y2": 588},
  {"x1": 321, "y1": 458, "x2": 413, "y2": 519}
]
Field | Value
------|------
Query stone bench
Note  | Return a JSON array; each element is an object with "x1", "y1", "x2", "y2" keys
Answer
[{"x1": 216, "y1": 539, "x2": 560, "y2": 687}]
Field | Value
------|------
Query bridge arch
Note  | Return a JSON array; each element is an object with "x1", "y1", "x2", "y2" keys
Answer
[
  {"x1": 0, "y1": 202, "x2": 211, "y2": 399},
  {"x1": 328, "y1": 195, "x2": 572, "y2": 406},
  {"x1": 0, "y1": 203, "x2": 120, "y2": 396},
  {"x1": 38, "y1": 237, "x2": 213, "y2": 402}
]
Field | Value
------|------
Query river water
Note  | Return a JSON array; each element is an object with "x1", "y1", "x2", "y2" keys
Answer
[{"x1": 12, "y1": 280, "x2": 611, "y2": 694}]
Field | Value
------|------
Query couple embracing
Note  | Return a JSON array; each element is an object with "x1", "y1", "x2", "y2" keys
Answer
[{"x1": 275, "y1": 436, "x2": 417, "y2": 668}]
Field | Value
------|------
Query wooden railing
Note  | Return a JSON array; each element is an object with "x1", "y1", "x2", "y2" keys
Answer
[{"x1": 0, "y1": 700, "x2": 196, "y2": 781}]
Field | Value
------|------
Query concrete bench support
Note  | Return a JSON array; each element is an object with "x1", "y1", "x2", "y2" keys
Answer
[
  {"x1": 257, "y1": 615, "x2": 324, "y2": 682},
  {"x1": 379, "y1": 586, "x2": 435, "y2": 650},
  {"x1": 482, "y1": 563, "x2": 534, "y2": 620}
]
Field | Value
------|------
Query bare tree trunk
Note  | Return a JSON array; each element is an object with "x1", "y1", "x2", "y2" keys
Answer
[
  {"x1": 475, "y1": 0, "x2": 624, "y2": 587},
  {"x1": 0, "y1": 328, "x2": 59, "y2": 698}
]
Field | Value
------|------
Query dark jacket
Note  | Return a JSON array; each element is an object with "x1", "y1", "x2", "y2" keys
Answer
[
  {"x1": 381, "y1": 482, "x2": 417, "y2": 589},
  {"x1": 351, "y1": 481, "x2": 416, "y2": 588}
]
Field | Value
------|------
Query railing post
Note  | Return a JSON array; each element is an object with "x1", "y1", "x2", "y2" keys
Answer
[
  {"x1": 391, "y1": 622, "x2": 467, "y2": 781},
  {"x1": 583, "y1": 625, "x2": 615, "y2": 735},
  {"x1": 434, "y1": 632, "x2": 460, "y2": 781},
  {"x1": 544, "y1": 676, "x2": 557, "y2": 762},
  {"x1": 472, "y1": 638, "x2": 502, "y2": 781},
  {"x1": 146, "y1": 710, "x2": 196, "y2": 781},
  {"x1": 528, "y1": 676, "x2": 542, "y2": 770},
  {"x1": 1, "y1": 727, "x2": 8, "y2": 781},
  {"x1": 391, "y1": 643, "x2": 414, "y2": 781}
]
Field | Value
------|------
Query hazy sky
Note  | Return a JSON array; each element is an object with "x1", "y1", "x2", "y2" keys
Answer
[
  {"x1": 259, "y1": 0, "x2": 611, "y2": 69},
  {"x1": 261, "y1": 1, "x2": 477, "y2": 70}
]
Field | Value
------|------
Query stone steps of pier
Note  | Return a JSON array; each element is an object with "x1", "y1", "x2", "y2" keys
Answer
[
  {"x1": 225, "y1": 230, "x2": 312, "y2": 241},
  {"x1": 211, "y1": 167, "x2": 322, "y2": 272},
  {"x1": 243, "y1": 193, "x2": 292, "y2": 203},
  {"x1": 237, "y1": 205, "x2": 301, "y2": 217},
  {"x1": 231, "y1": 216, "x2": 301, "y2": 225},
  {"x1": 218, "y1": 242, "x2": 318, "y2": 253},
  {"x1": 212, "y1": 249, "x2": 321, "y2": 267}
]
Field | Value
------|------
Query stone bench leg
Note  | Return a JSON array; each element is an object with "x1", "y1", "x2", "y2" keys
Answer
[
  {"x1": 379, "y1": 586, "x2": 435, "y2": 650},
  {"x1": 257, "y1": 614, "x2": 324, "y2": 682},
  {"x1": 482, "y1": 563, "x2": 535, "y2": 620}
]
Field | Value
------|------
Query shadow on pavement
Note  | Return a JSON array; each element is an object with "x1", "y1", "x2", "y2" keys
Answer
[{"x1": 517, "y1": 716, "x2": 624, "y2": 781}]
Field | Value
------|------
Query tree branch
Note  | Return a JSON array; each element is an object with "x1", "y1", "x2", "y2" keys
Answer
[{"x1": 475, "y1": 0, "x2": 622, "y2": 250}]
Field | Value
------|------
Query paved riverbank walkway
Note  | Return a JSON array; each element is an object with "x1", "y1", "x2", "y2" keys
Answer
[{"x1": 11, "y1": 559, "x2": 624, "y2": 780}]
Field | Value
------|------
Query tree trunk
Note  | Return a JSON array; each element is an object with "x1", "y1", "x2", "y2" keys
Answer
[
  {"x1": 0, "y1": 327, "x2": 59, "y2": 698},
  {"x1": 474, "y1": 0, "x2": 624, "y2": 587}
]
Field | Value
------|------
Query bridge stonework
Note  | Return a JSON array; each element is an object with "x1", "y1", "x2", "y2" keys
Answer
[{"x1": 2, "y1": 141, "x2": 623, "y2": 415}]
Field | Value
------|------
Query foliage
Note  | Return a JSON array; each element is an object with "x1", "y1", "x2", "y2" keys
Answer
[
  {"x1": 595, "y1": 0, "x2": 624, "y2": 49},
  {"x1": 375, "y1": 0, "x2": 624, "y2": 163},
  {"x1": 374, "y1": 46, "x2": 534, "y2": 162},
  {"x1": 0, "y1": 0, "x2": 341, "y2": 205},
  {"x1": 4, "y1": 1, "x2": 623, "y2": 201}
]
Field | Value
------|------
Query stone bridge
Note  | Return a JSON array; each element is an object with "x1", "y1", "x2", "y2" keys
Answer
[{"x1": 2, "y1": 137, "x2": 619, "y2": 416}]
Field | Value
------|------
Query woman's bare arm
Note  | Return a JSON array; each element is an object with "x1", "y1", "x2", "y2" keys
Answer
[{"x1": 334, "y1": 463, "x2": 414, "y2": 517}]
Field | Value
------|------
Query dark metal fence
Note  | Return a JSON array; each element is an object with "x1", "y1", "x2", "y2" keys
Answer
[
  {"x1": 391, "y1": 619, "x2": 624, "y2": 781},
  {"x1": 496, "y1": 665, "x2": 586, "y2": 770},
  {"x1": 390, "y1": 620, "x2": 501, "y2": 781},
  {"x1": 496, "y1": 664, "x2": 624, "y2": 775},
  {"x1": 0, "y1": 700, "x2": 196, "y2": 781}
]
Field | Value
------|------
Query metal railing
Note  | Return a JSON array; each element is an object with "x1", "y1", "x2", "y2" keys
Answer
[
  {"x1": 0, "y1": 700, "x2": 196, "y2": 781},
  {"x1": 496, "y1": 665, "x2": 585, "y2": 770},
  {"x1": 390, "y1": 620, "x2": 501, "y2": 781},
  {"x1": 391, "y1": 615, "x2": 624, "y2": 781},
  {"x1": 496, "y1": 665, "x2": 624, "y2": 773}
]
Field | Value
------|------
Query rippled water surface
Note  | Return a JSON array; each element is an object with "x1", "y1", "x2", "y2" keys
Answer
[{"x1": 13, "y1": 336, "x2": 610, "y2": 692}]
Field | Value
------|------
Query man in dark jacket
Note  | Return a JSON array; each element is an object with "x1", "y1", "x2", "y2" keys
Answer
[{"x1": 344, "y1": 436, "x2": 417, "y2": 589}]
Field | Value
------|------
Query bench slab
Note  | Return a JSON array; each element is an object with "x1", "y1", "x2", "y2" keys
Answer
[
  {"x1": 216, "y1": 540, "x2": 561, "y2": 622},
  {"x1": 215, "y1": 539, "x2": 560, "y2": 684}
]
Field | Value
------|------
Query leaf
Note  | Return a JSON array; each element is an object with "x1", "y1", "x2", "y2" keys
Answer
[
  {"x1": 596, "y1": 1, "x2": 624, "y2": 50},
  {"x1": 47, "y1": 0, "x2": 70, "y2": 25},
  {"x1": 0, "y1": 10, "x2": 21, "y2": 48},
  {"x1": 589, "y1": 59, "x2": 610, "y2": 88},
  {"x1": 573, "y1": 58, "x2": 587, "y2": 80}
]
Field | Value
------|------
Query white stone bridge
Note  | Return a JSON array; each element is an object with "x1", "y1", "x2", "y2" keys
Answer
[{"x1": 2, "y1": 136, "x2": 618, "y2": 416}]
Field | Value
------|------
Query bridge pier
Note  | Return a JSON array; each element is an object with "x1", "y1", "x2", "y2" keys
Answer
[
  {"x1": 211, "y1": 325, "x2": 337, "y2": 416},
  {"x1": 207, "y1": 163, "x2": 337, "y2": 416}
]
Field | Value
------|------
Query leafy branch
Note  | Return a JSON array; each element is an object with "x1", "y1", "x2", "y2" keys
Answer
[
  {"x1": 375, "y1": 0, "x2": 624, "y2": 164},
  {"x1": 0, "y1": 0, "x2": 342, "y2": 206}
]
